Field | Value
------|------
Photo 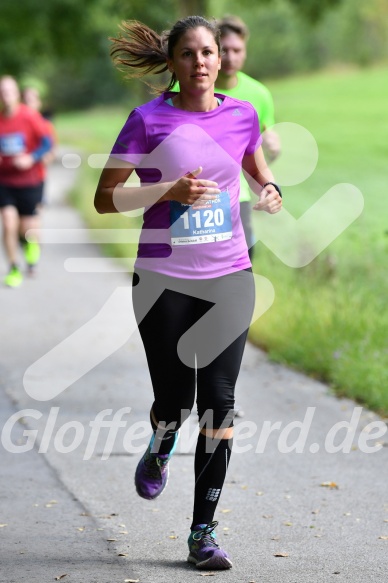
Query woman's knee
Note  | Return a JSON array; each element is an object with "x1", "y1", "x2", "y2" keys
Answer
[
  {"x1": 152, "y1": 403, "x2": 193, "y2": 430},
  {"x1": 197, "y1": 402, "x2": 235, "y2": 430}
]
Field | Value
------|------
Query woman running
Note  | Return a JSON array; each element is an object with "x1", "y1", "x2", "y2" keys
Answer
[{"x1": 94, "y1": 15, "x2": 282, "y2": 570}]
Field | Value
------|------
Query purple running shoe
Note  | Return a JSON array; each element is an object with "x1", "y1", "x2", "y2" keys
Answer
[
  {"x1": 135, "y1": 431, "x2": 178, "y2": 500},
  {"x1": 187, "y1": 521, "x2": 233, "y2": 570}
]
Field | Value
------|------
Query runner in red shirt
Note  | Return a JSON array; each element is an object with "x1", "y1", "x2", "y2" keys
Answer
[
  {"x1": 0, "y1": 76, "x2": 52, "y2": 287},
  {"x1": 22, "y1": 85, "x2": 57, "y2": 166}
]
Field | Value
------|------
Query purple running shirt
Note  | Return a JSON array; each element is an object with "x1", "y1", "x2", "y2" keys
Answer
[{"x1": 110, "y1": 92, "x2": 262, "y2": 279}]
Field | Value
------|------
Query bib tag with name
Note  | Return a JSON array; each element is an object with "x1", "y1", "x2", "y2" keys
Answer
[
  {"x1": 0, "y1": 133, "x2": 26, "y2": 156},
  {"x1": 170, "y1": 190, "x2": 232, "y2": 246}
]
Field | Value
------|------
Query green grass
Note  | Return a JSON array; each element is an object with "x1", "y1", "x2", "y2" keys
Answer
[
  {"x1": 56, "y1": 65, "x2": 388, "y2": 414},
  {"x1": 250, "y1": 64, "x2": 388, "y2": 413}
]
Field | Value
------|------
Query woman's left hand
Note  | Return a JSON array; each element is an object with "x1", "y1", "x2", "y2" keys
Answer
[{"x1": 252, "y1": 184, "x2": 282, "y2": 214}]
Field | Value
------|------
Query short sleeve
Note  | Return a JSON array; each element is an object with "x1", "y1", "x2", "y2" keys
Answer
[
  {"x1": 110, "y1": 109, "x2": 148, "y2": 165},
  {"x1": 260, "y1": 87, "x2": 275, "y2": 129},
  {"x1": 245, "y1": 108, "x2": 262, "y2": 155},
  {"x1": 28, "y1": 108, "x2": 52, "y2": 140}
]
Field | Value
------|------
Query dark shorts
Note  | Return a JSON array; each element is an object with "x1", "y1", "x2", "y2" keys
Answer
[{"x1": 0, "y1": 183, "x2": 44, "y2": 216}]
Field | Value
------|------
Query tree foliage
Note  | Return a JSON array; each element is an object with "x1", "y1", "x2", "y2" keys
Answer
[
  {"x1": 286, "y1": 0, "x2": 342, "y2": 22},
  {"x1": 1, "y1": 0, "x2": 387, "y2": 109}
]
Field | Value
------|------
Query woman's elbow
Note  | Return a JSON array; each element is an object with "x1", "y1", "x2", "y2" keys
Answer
[
  {"x1": 94, "y1": 196, "x2": 106, "y2": 214},
  {"x1": 94, "y1": 190, "x2": 113, "y2": 214}
]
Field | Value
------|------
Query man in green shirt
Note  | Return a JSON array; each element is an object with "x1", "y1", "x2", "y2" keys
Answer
[{"x1": 215, "y1": 15, "x2": 281, "y2": 260}]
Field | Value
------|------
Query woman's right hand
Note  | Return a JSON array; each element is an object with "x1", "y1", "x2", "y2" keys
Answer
[{"x1": 167, "y1": 166, "x2": 220, "y2": 205}]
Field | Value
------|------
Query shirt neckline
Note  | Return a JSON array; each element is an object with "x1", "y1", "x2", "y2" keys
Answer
[{"x1": 161, "y1": 92, "x2": 226, "y2": 114}]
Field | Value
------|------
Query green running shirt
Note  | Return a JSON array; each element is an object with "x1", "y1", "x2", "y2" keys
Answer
[{"x1": 215, "y1": 72, "x2": 275, "y2": 202}]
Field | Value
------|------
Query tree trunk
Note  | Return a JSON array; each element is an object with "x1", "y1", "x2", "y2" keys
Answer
[{"x1": 176, "y1": 0, "x2": 208, "y2": 18}]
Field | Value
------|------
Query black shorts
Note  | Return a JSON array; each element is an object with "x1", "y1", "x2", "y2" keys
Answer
[{"x1": 0, "y1": 183, "x2": 44, "y2": 216}]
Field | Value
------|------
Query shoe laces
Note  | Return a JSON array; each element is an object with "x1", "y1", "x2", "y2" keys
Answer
[
  {"x1": 143, "y1": 450, "x2": 168, "y2": 479},
  {"x1": 192, "y1": 521, "x2": 220, "y2": 548}
]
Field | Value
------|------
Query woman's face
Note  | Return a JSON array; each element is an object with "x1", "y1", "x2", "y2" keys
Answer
[{"x1": 168, "y1": 26, "x2": 221, "y2": 92}]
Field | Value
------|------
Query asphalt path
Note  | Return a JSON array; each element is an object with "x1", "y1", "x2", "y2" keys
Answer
[{"x1": 1, "y1": 157, "x2": 387, "y2": 582}]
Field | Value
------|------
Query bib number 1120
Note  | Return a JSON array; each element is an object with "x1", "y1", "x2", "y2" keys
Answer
[{"x1": 181, "y1": 208, "x2": 225, "y2": 230}]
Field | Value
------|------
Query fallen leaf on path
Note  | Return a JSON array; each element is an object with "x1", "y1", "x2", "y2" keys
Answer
[
  {"x1": 118, "y1": 553, "x2": 128, "y2": 557},
  {"x1": 374, "y1": 442, "x2": 385, "y2": 448},
  {"x1": 378, "y1": 536, "x2": 388, "y2": 540},
  {"x1": 77, "y1": 527, "x2": 85, "y2": 532},
  {"x1": 256, "y1": 491, "x2": 264, "y2": 496},
  {"x1": 262, "y1": 514, "x2": 273, "y2": 519},
  {"x1": 54, "y1": 575, "x2": 67, "y2": 580},
  {"x1": 274, "y1": 552, "x2": 289, "y2": 557},
  {"x1": 362, "y1": 425, "x2": 373, "y2": 433},
  {"x1": 107, "y1": 538, "x2": 117, "y2": 542},
  {"x1": 199, "y1": 573, "x2": 216, "y2": 577},
  {"x1": 320, "y1": 481, "x2": 339, "y2": 489},
  {"x1": 0, "y1": 524, "x2": 7, "y2": 528},
  {"x1": 124, "y1": 579, "x2": 139, "y2": 582},
  {"x1": 283, "y1": 522, "x2": 293, "y2": 527},
  {"x1": 271, "y1": 536, "x2": 280, "y2": 541},
  {"x1": 169, "y1": 535, "x2": 178, "y2": 539},
  {"x1": 220, "y1": 509, "x2": 231, "y2": 514},
  {"x1": 120, "y1": 531, "x2": 129, "y2": 534}
]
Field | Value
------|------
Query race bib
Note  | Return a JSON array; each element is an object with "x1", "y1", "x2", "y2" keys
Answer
[
  {"x1": 170, "y1": 190, "x2": 232, "y2": 246},
  {"x1": 0, "y1": 133, "x2": 26, "y2": 156}
]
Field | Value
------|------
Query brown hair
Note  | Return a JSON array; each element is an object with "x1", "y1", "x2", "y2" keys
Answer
[
  {"x1": 217, "y1": 15, "x2": 249, "y2": 41},
  {"x1": 110, "y1": 16, "x2": 221, "y2": 92}
]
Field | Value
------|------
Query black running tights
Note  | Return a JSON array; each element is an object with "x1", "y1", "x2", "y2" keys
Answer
[{"x1": 132, "y1": 268, "x2": 255, "y2": 430}]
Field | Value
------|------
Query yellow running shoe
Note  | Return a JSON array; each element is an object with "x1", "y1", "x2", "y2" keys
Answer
[
  {"x1": 23, "y1": 240, "x2": 41, "y2": 267},
  {"x1": 4, "y1": 266, "x2": 23, "y2": 288}
]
